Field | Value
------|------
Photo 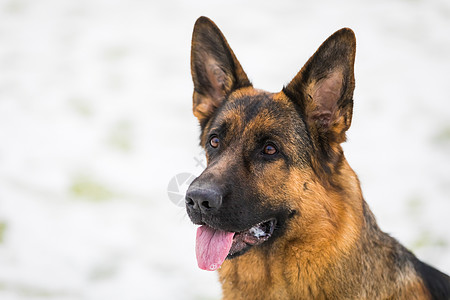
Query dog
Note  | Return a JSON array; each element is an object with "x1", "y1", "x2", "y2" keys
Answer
[{"x1": 185, "y1": 16, "x2": 450, "y2": 299}]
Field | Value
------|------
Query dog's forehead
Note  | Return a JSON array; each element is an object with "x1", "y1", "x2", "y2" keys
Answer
[
  {"x1": 214, "y1": 91, "x2": 289, "y2": 128},
  {"x1": 203, "y1": 88, "x2": 307, "y2": 144}
]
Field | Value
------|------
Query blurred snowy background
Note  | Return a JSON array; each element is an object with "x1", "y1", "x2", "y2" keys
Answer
[{"x1": 0, "y1": 0, "x2": 449, "y2": 299}]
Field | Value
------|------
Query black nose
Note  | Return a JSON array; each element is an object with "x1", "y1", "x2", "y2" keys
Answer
[{"x1": 185, "y1": 187, "x2": 222, "y2": 212}]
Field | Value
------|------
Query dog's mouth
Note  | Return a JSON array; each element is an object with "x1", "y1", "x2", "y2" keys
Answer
[{"x1": 195, "y1": 218, "x2": 277, "y2": 271}]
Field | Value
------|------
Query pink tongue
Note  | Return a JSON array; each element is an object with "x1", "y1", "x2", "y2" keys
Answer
[{"x1": 196, "y1": 225, "x2": 235, "y2": 271}]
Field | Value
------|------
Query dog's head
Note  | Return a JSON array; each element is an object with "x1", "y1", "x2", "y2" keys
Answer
[{"x1": 186, "y1": 17, "x2": 358, "y2": 271}]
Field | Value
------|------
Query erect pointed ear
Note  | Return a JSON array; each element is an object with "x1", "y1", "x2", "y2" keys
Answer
[
  {"x1": 284, "y1": 28, "x2": 356, "y2": 173},
  {"x1": 191, "y1": 17, "x2": 252, "y2": 126},
  {"x1": 284, "y1": 28, "x2": 356, "y2": 166}
]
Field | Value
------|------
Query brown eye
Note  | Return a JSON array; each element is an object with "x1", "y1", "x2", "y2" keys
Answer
[
  {"x1": 210, "y1": 136, "x2": 220, "y2": 148},
  {"x1": 263, "y1": 144, "x2": 277, "y2": 155}
]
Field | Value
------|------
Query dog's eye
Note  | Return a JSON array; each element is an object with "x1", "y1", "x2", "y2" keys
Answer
[
  {"x1": 263, "y1": 143, "x2": 277, "y2": 155},
  {"x1": 210, "y1": 136, "x2": 220, "y2": 148}
]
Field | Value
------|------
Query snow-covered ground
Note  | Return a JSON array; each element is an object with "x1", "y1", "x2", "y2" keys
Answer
[{"x1": 0, "y1": 0, "x2": 449, "y2": 299}]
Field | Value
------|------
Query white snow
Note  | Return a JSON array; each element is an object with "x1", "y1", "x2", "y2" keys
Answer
[
  {"x1": 249, "y1": 226, "x2": 267, "y2": 239},
  {"x1": 0, "y1": 0, "x2": 449, "y2": 299}
]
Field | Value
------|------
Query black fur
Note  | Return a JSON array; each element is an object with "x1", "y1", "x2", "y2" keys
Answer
[{"x1": 414, "y1": 259, "x2": 450, "y2": 300}]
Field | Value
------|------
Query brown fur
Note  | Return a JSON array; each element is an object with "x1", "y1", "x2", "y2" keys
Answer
[{"x1": 186, "y1": 16, "x2": 450, "y2": 300}]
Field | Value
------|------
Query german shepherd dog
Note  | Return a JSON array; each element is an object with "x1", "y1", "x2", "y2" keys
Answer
[{"x1": 185, "y1": 16, "x2": 450, "y2": 299}]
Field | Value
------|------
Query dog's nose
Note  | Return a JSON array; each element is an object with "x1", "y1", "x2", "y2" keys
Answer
[{"x1": 185, "y1": 187, "x2": 222, "y2": 212}]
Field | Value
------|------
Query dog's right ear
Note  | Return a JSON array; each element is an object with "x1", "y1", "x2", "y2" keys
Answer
[{"x1": 191, "y1": 17, "x2": 251, "y2": 126}]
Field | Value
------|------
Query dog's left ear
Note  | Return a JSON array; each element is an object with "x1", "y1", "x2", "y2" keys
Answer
[
  {"x1": 191, "y1": 17, "x2": 252, "y2": 126},
  {"x1": 284, "y1": 28, "x2": 356, "y2": 149}
]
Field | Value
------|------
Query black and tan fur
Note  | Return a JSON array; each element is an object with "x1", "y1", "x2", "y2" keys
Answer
[{"x1": 185, "y1": 16, "x2": 450, "y2": 299}]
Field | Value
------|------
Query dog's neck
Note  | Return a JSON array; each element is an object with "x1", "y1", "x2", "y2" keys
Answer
[{"x1": 218, "y1": 159, "x2": 431, "y2": 299}]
